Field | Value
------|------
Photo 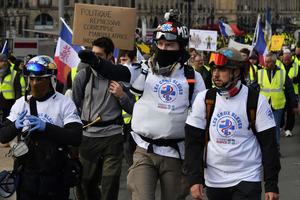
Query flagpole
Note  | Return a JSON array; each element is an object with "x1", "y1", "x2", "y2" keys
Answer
[{"x1": 252, "y1": 14, "x2": 260, "y2": 47}]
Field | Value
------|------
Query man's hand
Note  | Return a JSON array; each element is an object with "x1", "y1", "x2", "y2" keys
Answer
[
  {"x1": 109, "y1": 81, "x2": 125, "y2": 99},
  {"x1": 265, "y1": 192, "x2": 279, "y2": 200},
  {"x1": 190, "y1": 184, "x2": 204, "y2": 200},
  {"x1": 78, "y1": 50, "x2": 100, "y2": 67},
  {"x1": 26, "y1": 115, "x2": 46, "y2": 133},
  {"x1": 15, "y1": 110, "x2": 27, "y2": 129}
]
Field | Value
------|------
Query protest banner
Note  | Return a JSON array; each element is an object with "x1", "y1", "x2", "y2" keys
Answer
[
  {"x1": 189, "y1": 29, "x2": 217, "y2": 51},
  {"x1": 270, "y1": 35, "x2": 284, "y2": 51},
  {"x1": 73, "y1": 4, "x2": 136, "y2": 50}
]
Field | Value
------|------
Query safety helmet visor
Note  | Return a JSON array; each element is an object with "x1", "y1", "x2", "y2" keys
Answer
[
  {"x1": 24, "y1": 63, "x2": 56, "y2": 77},
  {"x1": 155, "y1": 32, "x2": 178, "y2": 41}
]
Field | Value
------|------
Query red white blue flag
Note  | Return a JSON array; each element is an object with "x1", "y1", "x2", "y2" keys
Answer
[{"x1": 54, "y1": 18, "x2": 83, "y2": 83}]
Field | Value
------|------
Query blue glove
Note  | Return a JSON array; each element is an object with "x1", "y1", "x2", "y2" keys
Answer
[
  {"x1": 15, "y1": 110, "x2": 27, "y2": 129},
  {"x1": 26, "y1": 115, "x2": 46, "y2": 133}
]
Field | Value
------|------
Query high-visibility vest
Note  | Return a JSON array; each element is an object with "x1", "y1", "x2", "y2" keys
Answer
[
  {"x1": 249, "y1": 64, "x2": 258, "y2": 81},
  {"x1": 287, "y1": 61, "x2": 299, "y2": 94},
  {"x1": 71, "y1": 67, "x2": 77, "y2": 81},
  {"x1": 258, "y1": 67, "x2": 286, "y2": 110},
  {"x1": 122, "y1": 96, "x2": 139, "y2": 125},
  {"x1": 20, "y1": 74, "x2": 26, "y2": 96},
  {"x1": 0, "y1": 70, "x2": 17, "y2": 100}
]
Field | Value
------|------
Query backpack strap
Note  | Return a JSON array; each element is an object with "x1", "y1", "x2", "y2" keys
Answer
[
  {"x1": 246, "y1": 86, "x2": 259, "y2": 134},
  {"x1": 184, "y1": 65, "x2": 195, "y2": 105},
  {"x1": 203, "y1": 88, "x2": 217, "y2": 168},
  {"x1": 29, "y1": 97, "x2": 38, "y2": 117}
]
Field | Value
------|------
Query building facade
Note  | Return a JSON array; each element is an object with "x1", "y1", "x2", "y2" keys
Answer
[{"x1": 0, "y1": 0, "x2": 300, "y2": 40}]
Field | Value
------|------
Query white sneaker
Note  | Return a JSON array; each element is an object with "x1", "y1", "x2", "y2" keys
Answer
[{"x1": 285, "y1": 130, "x2": 293, "y2": 137}]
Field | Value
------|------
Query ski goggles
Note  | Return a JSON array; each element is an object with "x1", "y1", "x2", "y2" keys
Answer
[
  {"x1": 211, "y1": 53, "x2": 239, "y2": 68},
  {"x1": 23, "y1": 63, "x2": 56, "y2": 77},
  {"x1": 154, "y1": 32, "x2": 178, "y2": 41}
]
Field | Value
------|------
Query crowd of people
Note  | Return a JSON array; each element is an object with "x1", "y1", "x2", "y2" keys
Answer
[{"x1": 1, "y1": 8, "x2": 300, "y2": 200}]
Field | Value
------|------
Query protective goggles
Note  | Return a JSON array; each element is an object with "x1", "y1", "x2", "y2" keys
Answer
[
  {"x1": 154, "y1": 32, "x2": 177, "y2": 41},
  {"x1": 23, "y1": 63, "x2": 56, "y2": 77},
  {"x1": 211, "y1": 53, "x2": 237, "y2": 68}
]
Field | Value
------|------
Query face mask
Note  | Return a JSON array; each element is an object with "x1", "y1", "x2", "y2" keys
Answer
[{"x1": 155, "y1": 48, "x2": 181, "y2": 68}]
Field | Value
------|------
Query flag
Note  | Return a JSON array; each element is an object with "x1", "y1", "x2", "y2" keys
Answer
[
  {"x1": 1, "y1": 40, "x2": 9, "y2": 55},
  {"x1": 219, "y1": 21, "x2": 241, "y2": 37},
  {"x1": 253, "y1": 15, "x2": 268, "y2": 65},
  {"x1": 265, "y1": 7, "x2": 272, "y2": 50},
  {"x1": 54, "y1": 18, "x2": 84, "y2": 83}
]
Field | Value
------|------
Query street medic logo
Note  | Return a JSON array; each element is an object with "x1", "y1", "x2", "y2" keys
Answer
[
  {"x1": 212, "y1": 111, "x2": 243, "y2": 145},
  {"x1": 154, "y1": 79, "x2": 183, "y2": 110}
]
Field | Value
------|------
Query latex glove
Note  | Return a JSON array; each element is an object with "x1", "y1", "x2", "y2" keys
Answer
[
  {"x1": 26, "y1": 115, "x2": 46, "y2": 132},
  {"x1": 15, "y1": 110, "x2": 28, "y2": 129},
  {"x1": 78, "y1": 50, "x2": 101, "y2": 68}
]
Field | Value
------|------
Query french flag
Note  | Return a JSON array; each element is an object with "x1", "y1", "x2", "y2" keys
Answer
[
  {"x1": 253, "y1": 15, "x2": 268, "y2": 65},
  {"x1": 54, "y1": 18, "x2": 84, "y2": 84},
  {"x1": 1, "y1": 40, "x2": 9, "y2": 55},
  {"x1": 219, "y1": 21, "x2": 241, "y2": 37}
]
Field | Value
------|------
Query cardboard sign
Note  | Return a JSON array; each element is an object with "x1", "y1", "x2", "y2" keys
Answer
[
  {"x1": 73, "y1": 4, "x2": 136, "y2": 50},
  {"x1": 189, "y1": 29, "x2": 217, "y2": 51},
  {"x1": 270, "y1": 35, "x2": 284, "y2": 51}
]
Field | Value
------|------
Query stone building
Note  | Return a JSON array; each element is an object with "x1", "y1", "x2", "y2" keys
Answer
[{"x1": 0, "y1": 0, "x2": 299, "y2": 39}]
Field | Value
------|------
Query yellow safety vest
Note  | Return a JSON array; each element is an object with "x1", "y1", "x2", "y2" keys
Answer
[
  {"x1": 287, "y1": 61, "x2": 299, "y2": 94},
  {"x1": 122, "y1": 96, "x2": 139, "y2": 125},
  {"x1": 258, "y1": 67, "x2": 286, "y2": 110},
  {"x1": 71, "y1": 67, "x2": 77, "y2": 81},
  {"x1": 0, "y1": 70, "x2": 17, "y2": 100},
  {"x1": 249, "y1": 64, "x2": 258, "y2": 81},
  {"x1": 20, "y1": 74, "x2": 26, "y2": 96}
]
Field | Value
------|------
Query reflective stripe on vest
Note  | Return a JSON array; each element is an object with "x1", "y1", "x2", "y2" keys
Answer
[
  {"x1": 258, "y1": 68, "x2": 286, "y2": 109},
  {"x1": 288, "y1": 62, "x2": 299, "y2": 94},
  {"x1": 0, "y1": 70, "x2": 17, "y2": 99}
]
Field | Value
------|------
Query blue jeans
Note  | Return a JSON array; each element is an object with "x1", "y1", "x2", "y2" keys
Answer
[{"x1": 273, "y1": 109, "x2": 284, "y2": 145}]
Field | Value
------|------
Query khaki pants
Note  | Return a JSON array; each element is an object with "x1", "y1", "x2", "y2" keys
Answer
[{"x1": 127, "y1": 146, "x2": 189, "y2": 200}]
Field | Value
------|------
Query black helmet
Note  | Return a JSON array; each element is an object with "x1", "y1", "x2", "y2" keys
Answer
[
  {"x1": 153, "y1": 10, "x2": 189, "y2": 47},
  {"x1": 23, "y1": 55, "x2": 57, "y2": 77}
]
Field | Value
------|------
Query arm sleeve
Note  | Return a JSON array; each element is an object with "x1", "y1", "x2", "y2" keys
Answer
[
  {"x1": 45, "y1": 122, "x2": 82, "y2": 146},
  {"x1": 184, "y1": 124, "x2": 205, "y2": 187},
  {"x1": 284, "y1": 75, "x2": 298, "y2": 108},
  {"x1": 118, "y1": 85, "x2": 136, "y2": 115},
  {"x1": 92, "y1": 59, "x2": 131, "y2": 82},
  {"x1": 72, "y1": 70, "x2": 85, "y2": 115},
  {"x1": 13, "y1": 72, "x2": 22, "y2": 99},
  {"x1": 0, "y1": 120, "x2": 20, "y2": 143},
  {"x1": 255, "y1": 127, "x2": 281, "y2": 193}
]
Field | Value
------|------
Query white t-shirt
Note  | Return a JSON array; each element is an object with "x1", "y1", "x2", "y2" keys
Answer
[
  {"x1": 8, "y1": 92, "x2": 82, "y2": 127},
  {"x1": 186, "y1": 85, "x2": 276, "y2": 188},
  {"x1": 131, "y1": 63, "x2": 206, "y2": 159}
]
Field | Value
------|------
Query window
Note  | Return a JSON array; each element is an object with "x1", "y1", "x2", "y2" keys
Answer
[
  {"x1": 39, "y1": 0, "x2": 51, "y2": 6},
  {"x1": 34, "y1": 13, "x2": 54, "y2": 29}
]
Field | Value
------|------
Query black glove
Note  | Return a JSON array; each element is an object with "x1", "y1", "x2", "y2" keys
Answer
[{"x1": 78, "y1": 50, "x2": 101, "y2": 68}]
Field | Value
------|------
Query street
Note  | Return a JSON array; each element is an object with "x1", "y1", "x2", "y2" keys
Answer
[{"x1": 1, "y1": 116, "x2": 300, "y2": 200}]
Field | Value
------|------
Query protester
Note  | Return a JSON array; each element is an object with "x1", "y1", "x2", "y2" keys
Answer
[
  {"x1": 185, "y1": 47, "x2": 281, "y2": 200},
  {"x1": 72, "y1": 37, "x2": 135, "y2": 200},
  {"x1": 0, "y1": 53, "x2": 25, "y2": 128},
  {"x1": 281, "y1": 49, "x2": 300, "y2": 137},
  {"x1": 0, "y1": 55, "x2": 82, "y2": 200},
  {"x1": 257, "y1": 53, "x2": 298, "y2": 149},
  {"x1": 77, "y1": 9, "x2": 206, "y2": 200}
]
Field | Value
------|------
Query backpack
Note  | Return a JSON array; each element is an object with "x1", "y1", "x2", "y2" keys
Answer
[{"x1": 203, "y1": 86, "x2": 259, "y2": 167}]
